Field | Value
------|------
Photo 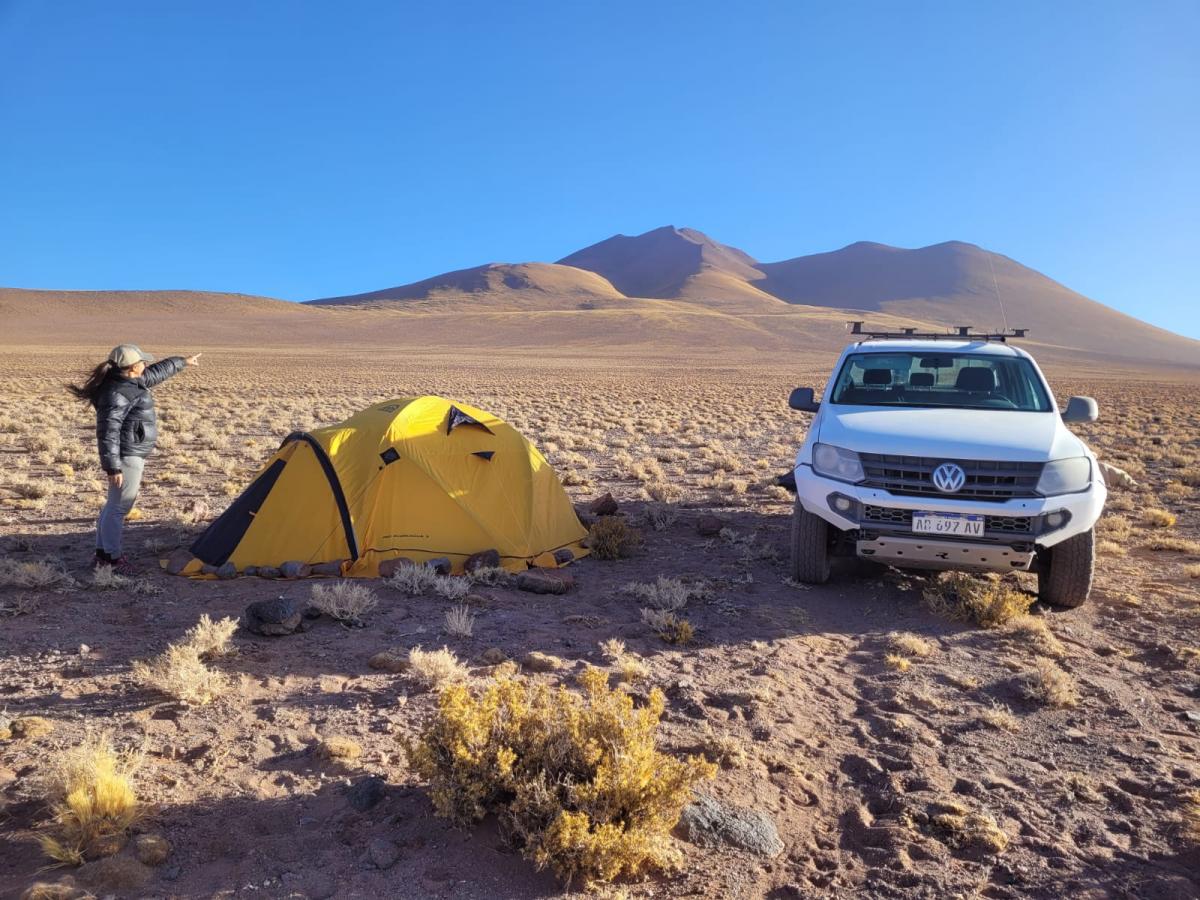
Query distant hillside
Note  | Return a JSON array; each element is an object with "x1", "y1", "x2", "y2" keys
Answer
[{"x1": 310, "y1": 263, "x2": 626, "y2": 311}]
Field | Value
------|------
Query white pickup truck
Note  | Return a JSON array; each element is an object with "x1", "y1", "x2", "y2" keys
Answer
[{"x1": 788, "y1": 330, "x2": 1106, "y2": 607}]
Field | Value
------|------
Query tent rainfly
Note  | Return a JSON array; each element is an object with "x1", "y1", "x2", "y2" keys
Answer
[{"x1": 174, "y1": 396, "x2": 588, "y2": 577}]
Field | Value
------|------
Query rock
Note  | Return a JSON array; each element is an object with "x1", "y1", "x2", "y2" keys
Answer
[
  {"x1": 83, "y1": 830, "x2": 128, "y2": 859},
  {"x1": 516, "y1": 569, "x2": 574, "y2": 595},
  {"x1": 163, "y1": 548, "x2": 194, "y2": 575},
  {"x1": 426, "y1": 557, "x2": 452, "y2": 576},
  {"x1": 347, "y1": 775, "x2": 388, "y2": 812},
  {"x1": 257, "y1": 566, "x2": 281, "y2": 579},
  {"x1": 200, "y1": 564, "x2": 218, "y2": 576},
  {"x1": 464, "y1": 549, "x2": 500, "y2": 572},
  {"x1": 553, "y1": 548, "x2": 575, "y2": 565},
  {"x1": 368, "y1": 650, "x2": 409, "y2": 673},
  {"x1": 522, "y1": 651, "x2": 564, "y2": 673},
  {"x1": 310, "y1": 561, "x2": 345, "y2": 577},
  {"x1": 377, "y1": 557, "x2": 416, "y2": 578},
  {"x1": 480, "y1": 647, "x2": 508, "y2": 665},
  {"x1": 134, "y1": 834, "x2": 171, "y2": 866},
  {"x1": 242, "y1": 566, "x2": 259, "y2": 577},
  {"x1": 367, "y1": 836, "x2": 400, "y2": 869},
  {"x1": 243, "y1": 596, "x2": 305, "y2": 636},
  {"x1": 215, "y1": 562, "x2": 237, "y2": 580},
  {"x1": 679, "y1": 795, "x2": 785, "y2": 857},
  {"x1": 10, "y1": 716, "x2": 55, "y2": 740},
  {"x1": 587, "y1": 492, "x2": 619, "y2": 516},
  {"x1": 696, "y1": 514, "x2": 726, "y2": 537},
  {"x1": 1098, "y1": 461, "x2": 1137, "y2": 490},
  {"x1": 279, "y1": 560, "x2": 310, "y2": 579},
  {"x1": 1182, "y1": 711, "x2": 1200, "y2": 724}
]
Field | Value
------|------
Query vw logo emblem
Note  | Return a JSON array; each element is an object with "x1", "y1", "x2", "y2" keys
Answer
[{"x1": 932, "y1": 462, "x2": 966, "y2": 493}]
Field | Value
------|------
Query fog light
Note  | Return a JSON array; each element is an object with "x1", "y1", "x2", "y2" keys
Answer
[
  {"x1": 1044, "y1": 510, "x2": 1068, "y2": 530},
  {"x1": 827, "y1": 492, "x2": 854, "y2": 514}
]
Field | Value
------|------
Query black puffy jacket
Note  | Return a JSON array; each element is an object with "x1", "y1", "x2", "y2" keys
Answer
[{"x1": 94, "y1": 357, "x2": 185, "y2": 474}]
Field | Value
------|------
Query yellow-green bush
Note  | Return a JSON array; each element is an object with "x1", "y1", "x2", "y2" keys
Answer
[
  {"x1": 408, "y1": 667, "x2": 715, "y2": 884},
  {"x1": 587, "y1": 517, "x2": 642, "y2": 560},
  {"x1": 923, "y1": 572, "x2": 1032, "y2": 628}
]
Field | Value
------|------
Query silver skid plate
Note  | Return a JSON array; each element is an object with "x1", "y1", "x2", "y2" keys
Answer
[{"x1": 857, "y1": 536, "x2": 1034, "y2": 572}]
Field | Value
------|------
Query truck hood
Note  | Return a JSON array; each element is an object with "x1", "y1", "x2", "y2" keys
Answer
[{"x1": 817, "y1": 407, "x2": 1086, "y2": 462}]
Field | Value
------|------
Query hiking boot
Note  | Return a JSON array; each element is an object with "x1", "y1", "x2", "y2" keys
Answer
[
  {"x1": 108, "y1": 556, "x2": 143, "y2": 577},
  {"x1": 91, "y1": 551, "x2": 113, "y2": 572}
]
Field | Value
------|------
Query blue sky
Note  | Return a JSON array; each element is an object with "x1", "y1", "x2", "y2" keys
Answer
[{"x1": 1, "y1": 1, "x2": 1197, "y2": 336}]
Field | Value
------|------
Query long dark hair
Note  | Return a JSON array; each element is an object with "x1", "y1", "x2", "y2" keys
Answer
[{"x1": 68, "y1": 360, "x2": 117, "y2": 406}]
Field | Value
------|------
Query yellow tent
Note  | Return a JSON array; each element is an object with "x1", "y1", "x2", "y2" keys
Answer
[{"x1": 180, "y1": 396, "x2": 588, "y2": 577}]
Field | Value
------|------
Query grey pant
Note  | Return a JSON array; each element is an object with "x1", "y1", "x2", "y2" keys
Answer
[{"x1": 96, "y1": 456, "x2": 145, "y2": 557}]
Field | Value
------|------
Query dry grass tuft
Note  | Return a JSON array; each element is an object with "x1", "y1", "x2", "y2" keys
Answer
[
  {"x1": 181, "y1": 614, "x2": 238, "y2": 659},
  {"x1": 931, "y1": 805, "x2": 1010, "y2": 855},
  {"x1": 1020, "y1": 658, "x2": 1080, "y2": 707},
  {"x1": 1185, "y1": 563, "x2": 1200, "y2": 579},
  {"x1": 444, "y1": 604, "x2": 477, "y2": 637},
  {"x1": 1002, "y1": 615, "x2": 1065, "y2": 657},
  {"x1": 623, "y1": 576, "x2": 694, "y2": 612},
  {"x1": 600, "y1": 638, "x2": 649, "y2": 683},
  {"x1": 316, "y1": 736, "x2": 362, "y2": 762},
  {"x1": 408, "y1": 645, "x2": 469, "y2": 688},
  {"x1": 407, "y1": 667, "x2": 715, "y2": 883},
  {"x1": 38, "y1": 733, "x2": 142, "y2": 866},
  {"x1": 1143, "y1": 508, "x2": 1177, "y2": 528},
  {"x1": 0, "y1": 557, "x2": 74, "y2": 589},
  {"x1": 888, "y1": 632, "x2": 935, "y2": 658},
  {"x1": 131, "y1": 615, "x2": 238, "y2": 705},
  {"x1": 433, "y1": 575, "x2": 471, "y2": 602},
  {"x1": 587, "y1": 517, "x2": 642, "y2": 560},
  {"x1": 640, "y1": 608, "x2": 695, "y2": 644},
  {"x1": 1145, "y1": 536, "x2": 1200, "y2": 553},
  {"x1": 923, "y1": 573, "x2": 1032, "y2": 628},
  {"x1": 1183, "y1": 790, "x2": 1200, "y2": 844},
  {"x1": 979, "y1": 702, "x2": 1020, "y2": 732},
  {"x1": 466, "y1": 565, "x2": 511, "y2": 586},
  {"x1": 90, "y1": 567, "x2": 162, "y2": 595},
  {"x1": 883, "y1": 653, "x2": 911, "y2": 673},
  {"x1": 386, "y1": 564, "x2": 441, "y2": 596},
  {"x1": 310, "y1": 580, "x2": 378, "y2": 624}
]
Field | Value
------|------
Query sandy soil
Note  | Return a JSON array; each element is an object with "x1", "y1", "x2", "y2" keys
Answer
[{"x1": 1, "y1": 356, "x2": 1198, "y2": 899}]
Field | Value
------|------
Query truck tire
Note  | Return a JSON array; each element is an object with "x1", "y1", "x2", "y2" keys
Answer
[
  {"x1": 1037, "y1": 528, "x2": 1094, "y2": 608},
  {"x1": 791, "y1": 498, "x2": 831, "y2": 584}
]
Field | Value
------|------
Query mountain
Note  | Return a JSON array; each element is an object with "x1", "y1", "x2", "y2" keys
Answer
[
  {"x1": 554, "y1": 226, "x2": 779, "y2": 308},
  {"x1": 311, "y1": 262, "x2": 627, "y2": 311}
]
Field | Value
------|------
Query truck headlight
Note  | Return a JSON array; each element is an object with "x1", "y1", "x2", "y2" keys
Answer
[
  {"x1": 1037, "y1": 457, "x2": 1091, "y2": 496},
  {"x1": 812, "y1": 443, "x2": 865, "y2": 483}
]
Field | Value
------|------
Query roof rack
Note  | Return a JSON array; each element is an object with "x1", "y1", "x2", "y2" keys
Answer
[{"x1": 846, "y1": 321, "x2": 1028, "y2": 342}]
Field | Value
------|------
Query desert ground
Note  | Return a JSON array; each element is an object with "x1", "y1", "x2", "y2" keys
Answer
[{"x1": 2, "y1": 349, "x2": 1199, "y2": 899}]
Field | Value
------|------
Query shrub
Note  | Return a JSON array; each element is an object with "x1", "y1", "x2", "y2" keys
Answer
[
  {"x1": 0, "y1": 557, "x2": 74, "y2": 590},
  {"x1": 979, "y1": 702, "x2": 1020, "y2": 732},
  {"x1": 623, "y1": 576, "x2": 692, "y2": 611},
  {"x1": 387, "y1": 564, "x2": 441, "y2": 596},
  {"x1": 600, "y1": 638, "x2": 648, "y2": 683},
  {"x1": 1143, "y1": 508, "x2": 1177, "y2": 528},
  {"x1": 310, "y1": 580, "x2": 378, "y2": 624},
  {"x1": 408, "y1": 668, "x2": 715, "y2": 884},
  {"x1": 923, "y1": 573, "x2": 1032, "y2": 628},
  {"x1": 445, "y1": 604, "x2": 476, "y2": 637},
  {"x1": 132, "y1": 643, "x2": 227, "y2": 705},
  {"x1": 640, "y1": 608, "x2": 694, "y2": 644},
  {"x1": 466, "y1": 565, "x2": 511, "y2": 586},
  {"x1": 883, "y1": 653, "x2": 911, "y2": 672},
  {"x1": 1020, "y1": 658, "x2": 1079, "y2": 707},
  {"x1": 39, "y1": 733, "x2": 142, "y2": 865},
  {"x1": 408, "y1": 646, "x2": 468, "y2": 688},
  {"x1": 181, "y1": 614, "x2": 238, "y2": 659},
  {"x1": 888, "y1": 632, "x2": 935, "y2": 658},
  {"x1": 588, "y1": 517, "x2": 641, "y2": 560},
  {"x1": 433, "y1": 575, "x2": 471, "y2": 602}
]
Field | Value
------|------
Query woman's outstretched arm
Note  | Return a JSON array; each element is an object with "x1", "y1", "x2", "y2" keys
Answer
[{"x1": 139, "y1": 353, "x2": 201, "y2": 388}]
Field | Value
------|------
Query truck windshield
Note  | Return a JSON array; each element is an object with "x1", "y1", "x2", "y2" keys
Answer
[{"x1": 829, "y1": 352, "x2": 1052, "y2": 411}]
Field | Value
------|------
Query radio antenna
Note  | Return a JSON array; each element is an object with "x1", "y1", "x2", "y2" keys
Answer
[{"x1": 985, "y1": 249, "x2": 1009, "y2": 332}]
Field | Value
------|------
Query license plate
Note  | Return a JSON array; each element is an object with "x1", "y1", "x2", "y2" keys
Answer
[{"x1": 912, "y1": 512, "x2": 984, "y2": 536}]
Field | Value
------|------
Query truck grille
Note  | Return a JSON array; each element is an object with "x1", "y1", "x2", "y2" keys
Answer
[
  {"x1": 861, "y1": 505, "x2": 1035, "y2": 536},
  {"x1": 859, "y1": 454, "x2": 1043, "y2": 500}
]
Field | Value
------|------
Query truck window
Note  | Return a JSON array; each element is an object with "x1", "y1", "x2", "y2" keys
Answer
[{"x1": 829, "y1": 352, "x2": 1052, "y2": 411}]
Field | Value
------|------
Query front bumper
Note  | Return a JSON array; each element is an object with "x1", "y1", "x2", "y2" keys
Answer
[{"x1": 794, "y1": 464, "x2": 1105, "y2": 550}]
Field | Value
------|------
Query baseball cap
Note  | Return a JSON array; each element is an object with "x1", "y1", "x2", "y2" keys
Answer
[{"x1": 108, "y1": 345, "x2": 156, "y2": 367}]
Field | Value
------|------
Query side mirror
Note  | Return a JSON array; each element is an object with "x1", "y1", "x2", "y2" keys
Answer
[
  {"x1": 1061, "y1": 396, "x2": 1098, "y2": 423},
  {"x1": 788, "y1": 387, "x2": 820, "y2": 413}
]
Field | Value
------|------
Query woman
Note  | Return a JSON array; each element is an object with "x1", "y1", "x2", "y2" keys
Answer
[{"x1": 69, "y1": 344, "x2": 202, "y2": 574}]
